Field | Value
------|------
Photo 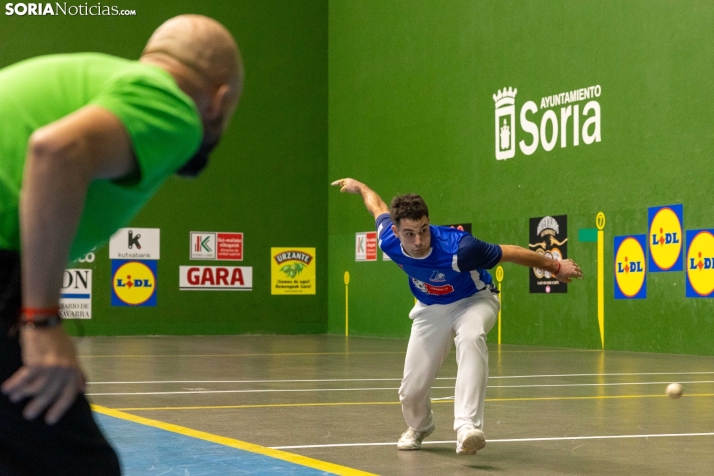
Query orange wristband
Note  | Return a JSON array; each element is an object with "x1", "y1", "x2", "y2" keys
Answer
[{"x1": 21, "y1": 307, "x2": 60, "y2": 321}]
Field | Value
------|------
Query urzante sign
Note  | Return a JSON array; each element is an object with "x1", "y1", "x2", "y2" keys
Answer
[
  {"x1": 271, "y1": 247, "x2": 316, "y2": 295},
  {"x1": 179, "y1": 266, "x2": 252, "y2": 291},
  {"x1": 494, "y1": 85, "x2": 601, "y2": 160}
]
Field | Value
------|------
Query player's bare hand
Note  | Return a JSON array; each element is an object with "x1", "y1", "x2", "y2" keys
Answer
[
  {"x1": 554, "y1": 258, "x2": 583, "y2": 283},
  {"x1": 331, "y1": 178, "x2": 363, "y2": 194},
  {"x1": 1, "y1": 326, "x2": 85, "y2": 425}
]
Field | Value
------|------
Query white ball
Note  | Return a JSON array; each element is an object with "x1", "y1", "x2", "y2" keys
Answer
[{"x1": 666, "y1": 383, "x2": 683, "y2": 399}]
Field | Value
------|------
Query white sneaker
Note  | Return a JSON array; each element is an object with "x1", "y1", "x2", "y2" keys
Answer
[
  {"x1": 456, "y1": 427, "x2": 486, "y2": 455},
  {"x1": 397, "y1": 424, "x2": 436, "y2": 450}
]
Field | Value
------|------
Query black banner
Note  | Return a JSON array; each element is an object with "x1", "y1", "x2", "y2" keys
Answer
[{"x1": 529, "y1": 215, "x2": 568, "y2": 293}]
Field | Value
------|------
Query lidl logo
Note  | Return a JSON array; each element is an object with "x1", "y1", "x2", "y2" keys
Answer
[
  {"x1": 614, "y1": 235, "x2": 647, "y2": 299},
  {"x1": 111, "y1": 260, "x2": 157, "y2": 306},
  {"x1": 648, "y1": 205, "x2": 683, "y2": 272},
  {"x1": 685, "y1": 230, "x2": 714, "y2": 298}
]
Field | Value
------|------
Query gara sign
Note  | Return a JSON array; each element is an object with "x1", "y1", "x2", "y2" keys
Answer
[{"x1": 179, "y1": 266, "x2": 253, "y2": 291}]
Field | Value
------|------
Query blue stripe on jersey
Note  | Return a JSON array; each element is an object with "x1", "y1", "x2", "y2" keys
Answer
[{"x1": 376, "y1": 213, "x2": 501, "y2": 305}]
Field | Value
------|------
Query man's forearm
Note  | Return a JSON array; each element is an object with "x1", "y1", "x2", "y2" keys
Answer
[
  {"x1": 20, "y1": 143, "x2": 92, "y2": 308},
  {"x1": 358, "y1": 183, "x2": 389, "y2": 219},
  {"x1": 499, "y1": 244, "x2": 560, "y2": 274}
]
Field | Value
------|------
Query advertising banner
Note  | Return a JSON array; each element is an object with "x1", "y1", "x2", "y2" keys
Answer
[
  {"x1": 271, "y1": 247, "x2": 316, "y2": 295},
  {"x1": 529, "y1": 215, "x2": 568, "y2": 293},
  {"x1": 60, "y1": 269, "x2": 92, "y2": 319},
  {"x1": 180, "y1": 266, "x2": 252, "y2": 290}
]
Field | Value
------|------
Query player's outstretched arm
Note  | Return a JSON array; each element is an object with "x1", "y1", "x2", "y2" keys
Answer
[
  {"x1": 331, "y1": 178, "x2": 389, "y2": 219},
  {"x1": 499, "y1": 244, "x2": 584, "y2": 284}
]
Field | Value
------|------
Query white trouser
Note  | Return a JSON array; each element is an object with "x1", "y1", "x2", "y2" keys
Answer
[{"x1": 398, "y1": 291, "x2": 499, "y2": 433}]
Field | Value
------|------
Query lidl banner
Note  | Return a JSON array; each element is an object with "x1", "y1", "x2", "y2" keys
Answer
[
  {"x1": 685, "y1": 229, "x2": 714, "y2": 298},
  {"x1": 271, "y1": 247, "x2": 316, "y2": 295},
  {"x1": 60, "y1": 269, "x2": 92, "y2": 319},
  {"x1": 648, "y1": 205, "x2": 683, "y2": 272},
  {"x1": 614, "y1": 235, "x2": 647, "y2": 299},
  {"x1": 111, "y1": 260, "x2": 158, "y2": 306}
]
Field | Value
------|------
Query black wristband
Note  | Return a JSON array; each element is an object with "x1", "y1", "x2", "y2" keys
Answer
[{"x1": 20, "y1": 314, "x2": 62, "y2": 329}]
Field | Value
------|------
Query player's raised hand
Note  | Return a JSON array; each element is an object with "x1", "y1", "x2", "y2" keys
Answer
[
  {"x1": 554, "y1": 258, "x2": 584, "y2": 283},
  {"x1": 331, "y1": 178, "x2": 364, "y2": 194}
]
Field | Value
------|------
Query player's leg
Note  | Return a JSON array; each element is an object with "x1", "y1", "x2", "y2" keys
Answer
[
  {"x1": 397, "y1": 300, "x2": 453, "y2": 449},
  {"x1": 451, "y1": 291, "x2": 499, "y2": 454},
  {"x1": 0, "y1": 250, "x2": 121, "y2": 476}
]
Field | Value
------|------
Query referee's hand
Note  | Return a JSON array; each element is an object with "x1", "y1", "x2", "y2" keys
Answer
[{"x1": 1, "y1": 327, "x2": 85, "y2": 425}]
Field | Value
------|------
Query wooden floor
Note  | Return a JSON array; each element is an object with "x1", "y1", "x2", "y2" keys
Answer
[{"x1": 78, "y1": 335, "x2": 714, "y2": 475}]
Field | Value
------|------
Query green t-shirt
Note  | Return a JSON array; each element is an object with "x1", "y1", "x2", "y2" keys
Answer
[{"x1": 0, "y1": 53, "x2": 202, "y2": 260}]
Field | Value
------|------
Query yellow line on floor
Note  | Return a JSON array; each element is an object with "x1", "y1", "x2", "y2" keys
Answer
[
  {"x1": 115, "y1": 401, "x2": 401, "y2": 411},
  {"x1": 78, "y1": 348, "x2": 599, "y2": 358},
  {"x1": 110, "y1": 392, "x2": 714, "y2": 411},
  {"x1": 91, "y1": 405, "x2": 376, "y2": 476},
  {"x1": 79, "y1": 351, "x2": 405, "y2": 358}
]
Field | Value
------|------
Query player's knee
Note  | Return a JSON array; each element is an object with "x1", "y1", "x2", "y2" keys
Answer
[
  {"x1": 399, "y1": 381, "x2": 429, "y2": 404},
  {"x1": 460, "y1": 326, "x2": 487, "y2": 343}
]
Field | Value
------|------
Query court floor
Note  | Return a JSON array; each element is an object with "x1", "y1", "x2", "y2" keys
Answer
[{"x1": 77, "y1": 335, "x2": 714, "y2": 475}]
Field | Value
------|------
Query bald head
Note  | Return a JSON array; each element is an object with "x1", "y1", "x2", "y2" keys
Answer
[
  {"x1": 141, "y1": 14, "x2": 244, "y2": 160},
  {"x1": 142, "y1": 14, "x2": 244, "y2": 107}
]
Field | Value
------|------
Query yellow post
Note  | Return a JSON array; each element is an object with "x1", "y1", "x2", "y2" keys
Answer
[
  {"x1": 596, "y1": 212, "x2": 606, "y2": 349},
  {"x1": 344, "y1": 271, "x2": 350, "y2": 337},
  {"x1": 495, "y1": 266, "x2": 504, "y2": 345}
]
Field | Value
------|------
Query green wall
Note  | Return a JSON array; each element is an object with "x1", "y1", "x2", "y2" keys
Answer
[
  {"x1": 1, "y1": 1, "x2": 328, "y2": 335},
  {"x1": 327, "y1": 1, "x2": 714, "y2": 354},
  {"x1": 5, "y1": 1, "x2": 713, "y2": 353}
]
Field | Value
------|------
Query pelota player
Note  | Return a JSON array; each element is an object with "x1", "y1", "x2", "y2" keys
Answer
[{"x1": 332, "y1": 178, "x2": 583, "y2": 455}]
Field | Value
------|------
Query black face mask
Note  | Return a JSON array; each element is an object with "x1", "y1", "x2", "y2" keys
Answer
[{"x1": 176, "y1": 139, "x2": 220, "y2": 178}]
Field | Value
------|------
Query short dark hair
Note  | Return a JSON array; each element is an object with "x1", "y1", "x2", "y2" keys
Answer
[{"x1": 390, "y1": 194, "x2": 429, "y2": 226}]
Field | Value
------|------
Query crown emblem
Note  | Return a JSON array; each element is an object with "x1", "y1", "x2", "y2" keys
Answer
[{"x1": 493, "y1": 87, "x2": 517, "y2": 107}]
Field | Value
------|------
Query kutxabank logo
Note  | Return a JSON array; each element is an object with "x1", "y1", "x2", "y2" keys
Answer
[{"x1": 493, "y1": 85, "x2": 602, "y2": 160}]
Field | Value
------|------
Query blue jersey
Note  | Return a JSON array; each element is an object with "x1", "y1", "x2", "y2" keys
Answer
[{"x1": 376, "y1": 214, "x2": 502, "y2": 305}]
